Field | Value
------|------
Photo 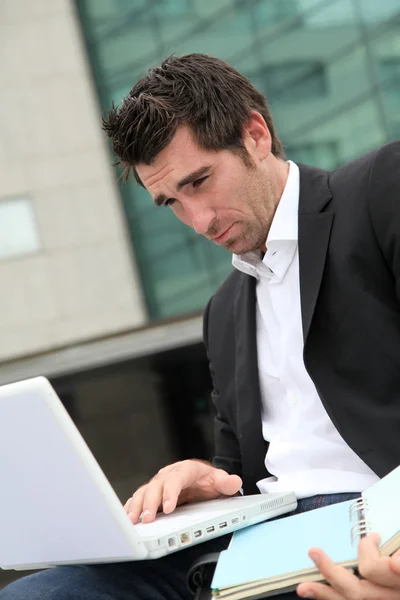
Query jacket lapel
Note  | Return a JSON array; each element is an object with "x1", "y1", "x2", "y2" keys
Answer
[
  {"x1": 298, "y1": 163, "x2": 334, "y2": 341},
  {"x1": 232, "y1": 163, "x2": 334, "y2": 492}
]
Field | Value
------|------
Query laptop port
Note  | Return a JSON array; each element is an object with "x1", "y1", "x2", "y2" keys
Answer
[
  {"x1": 168, "y1": 537, "x2": 177, "y2": 548},
  {"x1": 231, "y1": 517, "x2": 239, "y2": 525},
  {"x1": 219, "y1": 521, "x2": 228, "y2": 529},
  {"x1": 206, "y1": 526, "x2": 215, "y2": 534},
  {"x1": 193, "y1": 529, "x2": 202, "y2": 538},
  {"x1": 180, "y1": 532, "x2": 191, "y2": 545}
]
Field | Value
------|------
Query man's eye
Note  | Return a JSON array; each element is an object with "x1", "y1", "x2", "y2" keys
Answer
[
  {"x1": 192, "y1": 176, "x2": 208, "y2": 188},
  {"x1": 164, "y1": 198, "x2": 176, "y2": 207}
]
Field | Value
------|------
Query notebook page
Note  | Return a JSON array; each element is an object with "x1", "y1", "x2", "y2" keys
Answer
[
  {"x1": 212, "y1": 500, "x2": 356, "y2": 591},
  {"x1": 363, "y1": 465, "x2": 400, "y2": 546}
]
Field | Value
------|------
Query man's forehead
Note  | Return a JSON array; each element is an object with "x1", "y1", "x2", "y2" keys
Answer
[
  {"x1": 153, "y1": 126, "x2": 201, "y2": 164},
  {"x1": 137, "y1": 127, "x2": 213, "y2": 189},
  {"x1": 138, "y1": 163, "x2": 176, "y2": 190}
]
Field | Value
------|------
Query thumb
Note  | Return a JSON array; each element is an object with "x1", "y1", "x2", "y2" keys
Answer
[
  {"x1": 390, "y1": 548, "x2": 400, "y2": 574},
  {"x1": 212, "y1": 470, "x2": 243, "y2": 496}
]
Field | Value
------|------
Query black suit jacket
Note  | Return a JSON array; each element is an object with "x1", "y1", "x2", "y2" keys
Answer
[{"x1": 203, "y1": 141, "x2": 400, "y2": 495}]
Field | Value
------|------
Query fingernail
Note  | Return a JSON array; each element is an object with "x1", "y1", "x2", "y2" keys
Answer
[
  {"x1": 309, "y1": 551, "x2": 320, "y2": 567},
  {"x1": 298, "y1": 591, "x2": 314, "y2": 599},
  {"x1": 142, "y1": 509, "x2": 150, "y2": 519},
  {"x1": 163, "y1": 500, "x2": 171, "y2": 510}
]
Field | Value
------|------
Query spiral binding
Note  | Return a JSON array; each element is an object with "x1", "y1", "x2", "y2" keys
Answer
[{"x1": 349, "y1": 498, "x2": 372, "y2": 545}]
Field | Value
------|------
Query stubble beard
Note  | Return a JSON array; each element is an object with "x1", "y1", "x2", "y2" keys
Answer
[
  {"x1": 224, "y1": 175, "x2": 275, "y2": 255},
  {"x1": 223, "y1": 223, "x2": 267, "y2": 255}
]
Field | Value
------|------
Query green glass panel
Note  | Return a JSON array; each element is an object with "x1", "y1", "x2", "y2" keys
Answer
[
  {"x1": 368, "y1": 23, "x2": 400, "y2": 141},
  {"x1": 75, "y1": 0, "x2": 400, "y2": 320},
  {"x1": 357, "y1": 0, "x2": 400, "y2": 25},
  {"x1": 287, "y1": 141, "x2": 340, "y2": 170},
  {"x1": 253, "y1": 0, "x2": 300, "y2": 29}
]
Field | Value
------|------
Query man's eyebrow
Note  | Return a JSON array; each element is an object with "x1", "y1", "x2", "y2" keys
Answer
[
  {"x1": 153, "y1": 165, "x2": 212, "y2": 207},
  {"x1": 176, "y1": 165, "x2": 212, "y2": 191}
]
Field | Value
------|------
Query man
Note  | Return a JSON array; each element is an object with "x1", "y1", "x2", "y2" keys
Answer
[{"x1": 2, "y1": 54, "x2": 400, "y2": 600}]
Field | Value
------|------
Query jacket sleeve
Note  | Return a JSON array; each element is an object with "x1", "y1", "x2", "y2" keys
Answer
[
  {"x1": 203, "y1": 297, "x2": 243, "y2": 478},
  {"x1": 368, "y1": 141, "x2": 400, "y2": 298}
]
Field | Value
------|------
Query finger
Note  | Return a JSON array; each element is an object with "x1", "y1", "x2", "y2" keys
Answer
[
  {"x1": 126, "y1": 486, "x2": 147, "y2": 524},
  {"x1": 124, "y1": 487, "x2": 144, "y2": 513},
  {"x1": 124, "y1": 493, "x2": 136, "y2": 514},
  {"x1": 358, "y1": 533, "x2": 400, "y2": 589},
  {"x1": 141, "y1": 479, "x2": 165, "y2": 523},
  {"x1": 389, "y1": 549, "x2": 400, "y2": 575},
  {"x1": 161, "y1": 477, "x2": 186, "y2": 514},
  {"x1": 125, "y1": 464, "x2": 178, "y2": 523},
  {"x1": 211, "y1": 470, "x2": 243, "y2": 496},
  {"x1": 160, "y1": 461, "x2": 211, "y2": 513},
  {"x1": 297, "y1": 581, "x2": 344, "y2": 600},
  {"x1": 299, "y1": 577, "x2": 400, "y2": 600},
  {"x1": 161, "y1": 463, "x2": 242, "y2": 513},
  {"x1": 306, "y1": 548, "x2": 359, "y2": 598}
]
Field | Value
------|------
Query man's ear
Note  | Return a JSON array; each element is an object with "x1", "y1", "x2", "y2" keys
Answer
[{"x1": 242, "y1": 111, "x2": 271, "y2": 161}]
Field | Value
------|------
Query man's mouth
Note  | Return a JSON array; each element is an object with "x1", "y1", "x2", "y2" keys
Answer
[{"x1": 211, "y1": 224, "x2": 234, "y2": 244}]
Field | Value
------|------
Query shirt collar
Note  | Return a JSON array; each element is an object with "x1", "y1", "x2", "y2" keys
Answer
[{"x1": 232, "y1": 160, "x2": 299, "y2": 280}]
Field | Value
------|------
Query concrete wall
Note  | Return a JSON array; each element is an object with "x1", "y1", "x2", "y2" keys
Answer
[{"x1": 0, "y1": 0, "x2": 147, "y2": 363}]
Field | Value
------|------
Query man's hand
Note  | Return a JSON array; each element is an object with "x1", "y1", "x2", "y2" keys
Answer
[
  {"x1": 297, "y1": 533, "x2": 400, "y2": 599},
  {"x1": 124, "y1": 459, "x2": 242, "y2": 524}
]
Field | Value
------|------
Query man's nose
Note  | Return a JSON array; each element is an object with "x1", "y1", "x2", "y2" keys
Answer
[{"x1": 190, "y1": 207, "x2": 215, "y2": 235}]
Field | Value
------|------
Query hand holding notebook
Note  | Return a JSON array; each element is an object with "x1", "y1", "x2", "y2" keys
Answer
[
  {"x1": 211, "y1": 465, "x2": 400, "y2": 599},
  {"x1": 296, "y1": 531, "x2": 400, "y2": 599}
]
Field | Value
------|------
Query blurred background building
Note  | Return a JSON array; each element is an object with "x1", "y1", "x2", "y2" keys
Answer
[{"x1": 0, "y1": 0, "x2": 399, "y2": 584}]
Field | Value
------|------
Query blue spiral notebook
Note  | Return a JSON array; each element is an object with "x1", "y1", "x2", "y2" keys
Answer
[{"x1": 211, "y1": 465, "x2": 400, "y2": 599}]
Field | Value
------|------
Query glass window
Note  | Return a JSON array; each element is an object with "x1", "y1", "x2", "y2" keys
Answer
[
  {"x1": 380, "y1": 58, "x2": 400, "y2": 80},
  {"x1": 0, "y1": 197, "x2": 40, "y2": 260},
  {"x1": 378, "y1": 59, "x2": 400, "y2": 141},
  {"x1": 288, "y1": 98, "x2": 387, "y2": 167},
  {"x1": 75, "y1": 0, "x2": 400, "y2": 319},
  {"x1": 252, "y1": 0, "x2": 300, "y2": 28},
  {"x1": 251, "y1": 61, "x2": 327, "y2": 103},
  {"x1": 357, "y1": 0, "x2": 400, "y2": 25},
  {"x1": 303, "y1": 0, "x2": 356, "y2": 27},
  {"x1": 287, "y1": 141, "x2": 340, "y2": 170},
  {"x1": 161, "y1": 0, "x2": 192, "y2": 16}
]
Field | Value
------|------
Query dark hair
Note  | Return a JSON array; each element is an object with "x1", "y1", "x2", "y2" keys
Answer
[{"x1": 102, "y1": 53, "x2": 284, "y2": 183}]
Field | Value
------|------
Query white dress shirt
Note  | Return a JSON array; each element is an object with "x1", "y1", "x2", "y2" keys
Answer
[{"x1": 232, "y1": 161, "x2": 378, "y2": 498}]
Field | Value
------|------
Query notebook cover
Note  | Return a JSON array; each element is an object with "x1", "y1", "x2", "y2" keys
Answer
[
  {"x1": 212, "y1": 499, "x2": 356, "y2": 591},
  {"x1": 212, "y1": 465, "x2": 400, "y2": 592}
]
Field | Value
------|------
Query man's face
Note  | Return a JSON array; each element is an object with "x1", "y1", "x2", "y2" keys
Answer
[{"x1": 136, "y1": 123, "x2": 278, "y2": 255}]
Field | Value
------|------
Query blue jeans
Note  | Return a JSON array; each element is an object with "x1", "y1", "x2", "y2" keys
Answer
[{"x1": 0, "y1": 493, "x2": 359, "y2": 600}]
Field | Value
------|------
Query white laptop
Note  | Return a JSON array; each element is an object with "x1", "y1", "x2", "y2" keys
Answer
[{"x1": 0, "y1": 376, "x2": 297, "y2": 570}]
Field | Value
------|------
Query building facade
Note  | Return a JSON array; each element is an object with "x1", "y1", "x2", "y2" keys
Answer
[
  {"x1": 2, "y1": 0, "x2": 399, "y2": 381},
  {"x1": 0, "y1": 0, "x2": 148, "y2": 365}
]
